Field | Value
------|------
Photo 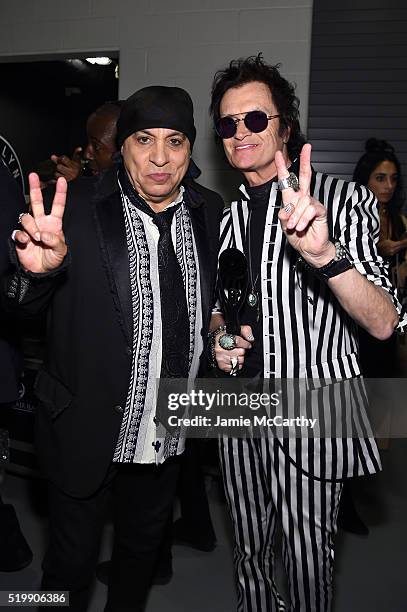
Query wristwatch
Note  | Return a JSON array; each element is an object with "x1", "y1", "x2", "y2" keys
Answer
[{"x1": 305, "y1": 241, "x2": 353, "y2": 282}]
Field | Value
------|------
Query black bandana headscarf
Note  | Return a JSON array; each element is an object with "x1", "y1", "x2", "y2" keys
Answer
[{"x1": 117, "y1": 85, "x2": 196, "y2": 149}]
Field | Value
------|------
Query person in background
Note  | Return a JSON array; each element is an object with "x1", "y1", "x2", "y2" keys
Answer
[
  {"x1": 49, "y1": 101, "x2": 124, "y2": 181},
  {"x1": 353, "y1": 139, "x2": 406, "y2": 379},
  {"x1": 0, "y1": 159, "x2": 33, "y2": 572},
  {"x1": 354, "y1": 138, "x2": 407, "y2": 300},
  {"x1": 338, "y1": 139, "x2": 407, "y2": 535}
]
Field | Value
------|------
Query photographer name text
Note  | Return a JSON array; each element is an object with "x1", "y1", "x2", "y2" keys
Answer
[{"x1": 167, "y1": 415, "x2": 317, "y2": 429}]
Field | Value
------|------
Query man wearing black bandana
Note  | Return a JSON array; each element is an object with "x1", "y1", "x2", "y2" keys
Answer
[
  {"x1": 3, "y1": 86, "x2": 223, "y2": 611},
  {"x1": 208, "y1": 56, "x2": 405, "y2": 611}
]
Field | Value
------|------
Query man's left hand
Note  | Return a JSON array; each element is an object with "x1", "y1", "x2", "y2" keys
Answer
[{"x1": 277, "y1": 144, "x2": 335, "y2": 267}]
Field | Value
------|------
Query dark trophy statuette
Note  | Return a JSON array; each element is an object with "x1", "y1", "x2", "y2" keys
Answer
[{"x1": 218, "y1": 248, "x2": 249, "y2": 336}]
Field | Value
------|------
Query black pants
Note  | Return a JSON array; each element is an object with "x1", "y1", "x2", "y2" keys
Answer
[
  {"x1": 177, "y1": 439, "x2": 215, "y2": 539},
  {"x1": 41, "y1": 459, "x2": 180, "y2": 612}
]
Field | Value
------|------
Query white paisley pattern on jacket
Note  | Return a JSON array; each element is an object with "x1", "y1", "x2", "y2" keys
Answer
[{"x1": 113, "y1": 186, "x2": 200, "y2": 464}]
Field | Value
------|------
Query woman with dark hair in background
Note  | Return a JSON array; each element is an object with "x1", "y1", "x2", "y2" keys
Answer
[
  {"x1": 353, "y1": 138, "x2": 407, "y2": 378},
  {"x1": 338, "y1": 139, "x2": 406, "y2": 536},
  {"x1": 354, "y1": 138, "x2": 407, "y2": 296}
]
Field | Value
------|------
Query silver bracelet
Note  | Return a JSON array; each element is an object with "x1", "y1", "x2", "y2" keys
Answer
[{"x1": 208, "y1": 325, "x2": 227, "y2": 368}]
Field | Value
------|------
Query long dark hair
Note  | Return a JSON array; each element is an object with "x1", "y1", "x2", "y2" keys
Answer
[
  {"x1": 353, "y1": 138, "x2": 405, "y2": 239},
  {"x1": 209, "y1": 54, "x2": 306, "y2": 160}
]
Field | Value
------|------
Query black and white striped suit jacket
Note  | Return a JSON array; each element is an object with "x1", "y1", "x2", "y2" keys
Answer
[{"x1": 219, "y1": 170, "x2": 405, "y2": 480}]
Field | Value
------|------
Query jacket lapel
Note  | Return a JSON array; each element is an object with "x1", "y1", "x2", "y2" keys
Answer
[
  {"x1": 185, "y1": 188, "x2": 214, "y2": 333},
  {"x1": 93, "y1": 171, "x2": 133, "y2": 348},
  {"x1": 92, "y1": 173, "x2": 216, "y2": 349}
]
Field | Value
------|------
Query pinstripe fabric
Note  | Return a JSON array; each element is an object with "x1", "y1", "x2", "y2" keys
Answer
[
  {"x1": 217, "y1": 169, "x2": 401, "y2": 611},
  {"x1": 220, "y1": 437, "x2": 342, "y2": 612},
  {"x1": 218, "y1": 171, "x2": 400, "y2": 480}
]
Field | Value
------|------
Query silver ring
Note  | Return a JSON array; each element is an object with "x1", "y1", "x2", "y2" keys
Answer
[
  {"x1": 18, "y1": 212, "x2": 28, "y2": 224},
  {"x1": 219, "y1": 333, "x2": 237, "y2": 351},
  {"x1": 277, "y1": 172, "x2": 299, "y2": 192},
  {"x1": 230, "y1": 356, "x2": 239, "y2": 376},
  {"x1": 283, "y1": 201, "x2": 296, "y2": 214}
]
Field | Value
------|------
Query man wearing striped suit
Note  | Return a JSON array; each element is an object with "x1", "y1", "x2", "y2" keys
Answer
[{"x1": 208, "y1": 55, "x2": 405, "y2": 611}]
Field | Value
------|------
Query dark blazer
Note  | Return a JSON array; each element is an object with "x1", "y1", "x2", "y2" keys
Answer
[
  {"x1": 5, "y1": 170, "x2": 224, "y2": 497},
  {"x1": 0, "y1": 161, "x2": 26, "y2": 403}
]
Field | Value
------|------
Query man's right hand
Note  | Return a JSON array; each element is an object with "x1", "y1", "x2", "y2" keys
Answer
[
  {"x1": 215, "y1": 325, "x2": 253, "y2": 374},
  {"x1": 13, "y1": 173, "x2": 68, "y2": 274},
  {"x1": 51, "y1": 147, "x2": 82, "y2": 182}
]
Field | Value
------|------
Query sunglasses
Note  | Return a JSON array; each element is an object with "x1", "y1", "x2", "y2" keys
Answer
[{"x1": 215, "y1": 110, "x2": 280, "y2": 139}]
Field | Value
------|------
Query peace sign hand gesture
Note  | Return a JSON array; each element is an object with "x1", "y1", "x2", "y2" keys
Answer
[
  {"x1": 277, "y1": 144, "x2": 335, "y2": 267},
  {"x1": 13, "y1": 173, "x2": 68, "y2": 274}
]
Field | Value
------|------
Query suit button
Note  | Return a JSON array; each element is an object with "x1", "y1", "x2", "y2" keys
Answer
[
  {"x1": 126, "y1": 346, "x2": 132, "y2": 356},
  {"x1": 114, "y1": 405, "x2": 123, "y2": 414}
]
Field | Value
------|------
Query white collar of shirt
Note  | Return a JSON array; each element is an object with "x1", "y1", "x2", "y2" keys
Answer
[{"x1": 161, "y1": 185, "x2": 185, "y2": 210}]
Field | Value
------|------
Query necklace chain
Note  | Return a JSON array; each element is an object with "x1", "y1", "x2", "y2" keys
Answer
[{"x1": 246, "y1": 210, "x2": 260, "y2": 320}]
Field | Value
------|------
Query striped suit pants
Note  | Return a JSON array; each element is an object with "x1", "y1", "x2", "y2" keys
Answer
[{"x1": 219, "y1": 437, "x2": 343, "y2": 612}]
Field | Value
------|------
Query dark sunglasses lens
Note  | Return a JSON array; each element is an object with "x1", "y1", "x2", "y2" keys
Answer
[
  {"x1": 245, "y1": 111, "x2": 268, "y2": 133},
  {"x1": 217, "y1": 116, "x2": 237, "y2": 139}
]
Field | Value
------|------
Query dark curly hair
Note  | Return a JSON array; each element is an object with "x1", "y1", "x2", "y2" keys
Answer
[
  {"x1": 353, "y1": 138, "x2": 405, "y2": 239},
  {"x1": 209, "y1": 54, "x2": 306, "y2": 159}
]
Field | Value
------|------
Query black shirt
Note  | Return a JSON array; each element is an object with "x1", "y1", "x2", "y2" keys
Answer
[{"x1": 240, "y1": 178, "x2": 275, "y2": 376}]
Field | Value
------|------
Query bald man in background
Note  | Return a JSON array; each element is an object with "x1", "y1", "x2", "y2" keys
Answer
[{"x1": 50, "y1": 101, "x2": 124, "y2": 181}]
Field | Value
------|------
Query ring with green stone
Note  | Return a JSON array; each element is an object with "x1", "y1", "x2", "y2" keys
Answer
[{"x1": 219, "y1": 333, "x2": 237, "y2": 351}]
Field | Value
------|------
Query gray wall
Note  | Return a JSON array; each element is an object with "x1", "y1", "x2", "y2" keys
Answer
[
  {"x1": 0, "y1": 0, "x2": 313, "y2": 201},
  {"x1": 308, "y1": 0, "x2": 407, "y2": 188}
]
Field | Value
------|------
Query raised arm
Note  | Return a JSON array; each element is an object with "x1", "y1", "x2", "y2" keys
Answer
[
  {"x1": 14, "y1": 173, "x2": 68, "y2": 273},
  {"x1": 3, "y1": 174, "x2": 70, "y2": 316},
  {"x1": 277, "y1": 144, "x2": 399, "y2": 340}
]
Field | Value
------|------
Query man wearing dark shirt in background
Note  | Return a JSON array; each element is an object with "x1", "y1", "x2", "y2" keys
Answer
[{"x1": 49, "y1": 101, "x2": 123, "y2": 181}]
